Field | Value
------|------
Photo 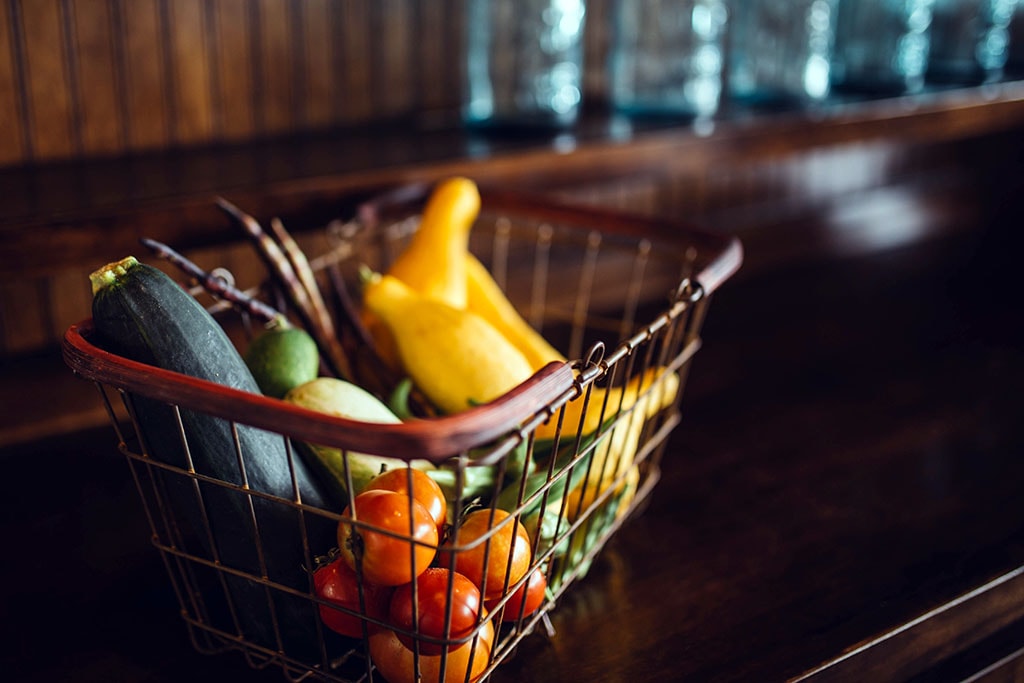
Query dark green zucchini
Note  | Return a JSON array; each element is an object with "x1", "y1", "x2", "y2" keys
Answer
[{"x1": 89, "y1": 256, "x2": 339, "y2": 659}]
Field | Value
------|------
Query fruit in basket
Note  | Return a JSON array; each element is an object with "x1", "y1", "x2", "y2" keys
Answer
[
  {"x1": 386, "y1": 176, "x2": 480, "y2": 308},
  {"x1": 388, "y1": 567, "x2": 482, "y2": 655},
  {"x1": 364, "y1": 467, "x2": 448, "y2": 533},
  {"x1": 368, "y1": 616, "x2": 494, "y2": 683},
  {"x1": 338, "y1": 489, "x2": 439, "y2": 586},
  {"x1": 440, "y1": 508, "x2": 532, "y2": 599},
  {"x1": 284, "y1": 377, "x2": 435, "y2": 499},
  {"x1": 313, "y1": 556, "x2": 392, "y2": 638},
  {"x1": 465, "y1": 253, "x2": 566, "y2": 371},
  {"x1": 243, "y1": 318, "x2": 320, "y2": 398},
  {"x1": 484, "y1": 565, "x2": 547, "y2": 622},
  {"x1": 88, "y1": 255, "x2": 339, "y2": 658},
  {"x1": 362, "y1": 273, "x2": 534, "y2": 414}
]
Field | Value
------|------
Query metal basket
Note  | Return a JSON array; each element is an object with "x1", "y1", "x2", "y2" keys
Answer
[{"x1": 62, "y1": 184, "x2": 742, "y2": 682}]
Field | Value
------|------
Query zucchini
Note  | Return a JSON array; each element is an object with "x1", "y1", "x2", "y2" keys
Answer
[{"x1": 89, "y1": 256, "x2": 338, "y2": 659}]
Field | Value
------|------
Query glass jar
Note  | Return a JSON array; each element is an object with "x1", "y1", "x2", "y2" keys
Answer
[
  {"x1": 728, "y1": 0, "x2": 839, "y2": 106},
  {"x1": 607, "y1": 0, "x2": 728, "y2": 119},
  {"x1": 831, "y1": 0, "x2": 936, "y2": 95},
  {"x1": 463, "y1": 0, "x2": 587, "y2": 131},
  {"x1": 926, "y1": 0, "x2": 1019, "y2": 84}
]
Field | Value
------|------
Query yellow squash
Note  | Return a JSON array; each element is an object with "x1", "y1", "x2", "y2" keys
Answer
[
  {"x1": 386, "y1": 176, "x2": 481, "y2": 308},
  {"x1": 362, "y1": 274, "x2": 535, "y2": 414},
  {"x1": 465, "y1": 253, "x2": 566, "y2": 371},
  {"x1": 535, "y1": 365, "x2": 679, "y2": 442}
]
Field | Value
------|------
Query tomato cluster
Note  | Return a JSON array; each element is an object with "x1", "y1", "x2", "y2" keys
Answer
[{"x1": 312, "y1": 467, "x2": 548, "y2": 683}]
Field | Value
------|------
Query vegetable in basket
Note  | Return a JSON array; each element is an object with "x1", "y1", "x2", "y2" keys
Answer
[
  {"x1": 362, "y1": 273, "x2": 535, "y2": 414},
  {"x1": 243, "y1": 316, "x2": 321, "y2": 398},
  {"x1": 284, "y1": 376, "x2": 435, "y2": 500},
  {"x1": 465, "y1": 252, "x2": 565, "y2": 370},
  {"x1": 88, "y1": 255, "x2": 338, "y2": 659}
]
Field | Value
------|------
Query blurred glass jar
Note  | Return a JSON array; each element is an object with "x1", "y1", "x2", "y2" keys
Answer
[
  {"x1": 831, "y1": 0, "x2": 936, "y2": 94},
  {"x1": 728, "y1": 0, "x2": 839, "y2": 106},
  {"x1": 607, "y1": 0, "x2": 728, "y2": 119},
  {"x1": 1007, "y1": 2, "x2": 1024, "y2": 76},
  {"x1": 463, "y1": 0, "x2": 587, "y2": 130},
  {"x1": 926, "y1": 0, "x2": 1019, "y2": 84}
]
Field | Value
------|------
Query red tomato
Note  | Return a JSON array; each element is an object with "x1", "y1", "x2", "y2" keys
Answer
[
  {"x1": 364, "y1": 467, "x2": 448, "y2": 532},
  {"x1": 484, "y1": 566, "x2": 547, "y2": 622},
  {"x1": 338, "y1": 489, "x2": 438, "y2": 587},
  {"x1": 368, "y1": 616, "x2": 494, "y2": 683},
  {"x1": 440, "y1": 509, "x2": 532, "y2": 599},
  {"x1": 313, "y1": 557, "x2": 392, "y2": 638},
  {"x1": 389, "y1": 568, "x2": 482, "y2": 655}
]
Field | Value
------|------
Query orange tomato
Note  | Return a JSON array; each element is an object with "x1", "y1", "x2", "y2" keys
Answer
[
  {"x1": 364, "y1": 467, "x2": 448, "y2": 532},
  {"x1": 338, "y1": 489, "x2": 438, "y2": 587},
  {"x1": 484, "y1": 566, "x2": 547, "y2": 622},
  {"x1": 368, "y1": 616, "x2": 494, "y2": 683},
  {"x1": 441, "y1": 509, "x2": 531, "y2": 599}
]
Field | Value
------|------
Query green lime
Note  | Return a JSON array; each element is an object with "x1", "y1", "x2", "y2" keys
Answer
[{"x1": 244, "y1": 324, "x2": 321, "y2": 398}]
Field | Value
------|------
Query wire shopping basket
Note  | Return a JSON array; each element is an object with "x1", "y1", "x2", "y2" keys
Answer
[{"x1": 62, "y1": 184, "x2": 742, "y2": 683}]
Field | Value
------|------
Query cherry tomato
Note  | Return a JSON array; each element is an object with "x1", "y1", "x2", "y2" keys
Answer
[
  {"x1": 364, "y1": 467, "x2": 447, "y2": 532},
  {"x1": 313, "y1": 557, "x2": 392, "y2": 638},
  {"x1": 389, "y1": 567, "x2": 482, "y2": 655},
  {"x1": 338, "y1": 489, "x2": 438, "y2": 587},
  {"x1": 368, "y1": 615, "x2": 494, "y2": 683},
  {"x1": 440, "y1": 509, "x2": 531, "y2": 599},
  {"x1": 484, "y1": 566, "x2": 547, "y2": 622}
]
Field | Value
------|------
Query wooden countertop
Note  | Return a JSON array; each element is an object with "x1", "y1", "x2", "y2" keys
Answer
[{"x1": 5, "y1": 215, "x2": 1024, "y2": 682}]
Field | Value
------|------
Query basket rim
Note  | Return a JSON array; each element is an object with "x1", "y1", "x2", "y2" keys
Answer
[{"x1": 62, "y1": 318, "x2": 576, "y2": 463}]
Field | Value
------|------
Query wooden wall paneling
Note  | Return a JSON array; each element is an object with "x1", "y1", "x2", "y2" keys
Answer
[
  {"x1": 70, "y1": 0, "x2": 122, "y2": 156},
  {"x1": 253, "y1": 0, "x2": 295, "y2": 136},
  {"x1": 119, "y1": 0, "x2": 169, "y2": 152},
  {"x1": 337, "y1": 0, "x2": 373, "y2": 123},
  {"x1": 416, "y1": 0, "x2": 461, "y2": 114},
  {"x1": 165, "y1": 0, "x2": 213, "y2": 146},
  {"x1": 210, "y1": 0, "x2": 254, "y2": 142},
  {"x1": 0, "y1": 1, "x2": 27, "y2": 165},
  {"x1": 18, "y1": 0, "x2": 75, "y2": 160},
  {"x1": 300, "y1": 0, "x2": 334, "y2": 131},
  {"x1": 373, "y1": 0, "x2": 414, "y2": 118}
]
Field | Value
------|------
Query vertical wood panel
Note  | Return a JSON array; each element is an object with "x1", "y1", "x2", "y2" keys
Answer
[
  {"x1": 212, "y1": 0, "x2": 255, "y2": 141},
  {"x1": 120, "y1": 0, "x2": 168, "y2": 151},
  {"x1": 255, "y1": 0, "x2": 294, "y2": 135},
  {"x1": 339, "y1": 0, "x2": 372, "y2": 122},
  {"x1": 166, "y1": 0, "x2": 213, "y2": 144},
  {"x1": 417, "y1": 0, "x2": 445, "y2": 111},
  {"x1": 19, "y1": 0, "x2": 75, "y2": 160},
  {"x1": 301, "y1": 0, "x2": 333, "y2": 130},
  {"x1": 71, "y1": 0, "x2": 122, "y2": 155},
  {"x1": 375, "y1": 0, "x2": 413, "y2": 117},
  {"x1": 0, "y1": 2, "x2": 27, "y2": 164}
]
